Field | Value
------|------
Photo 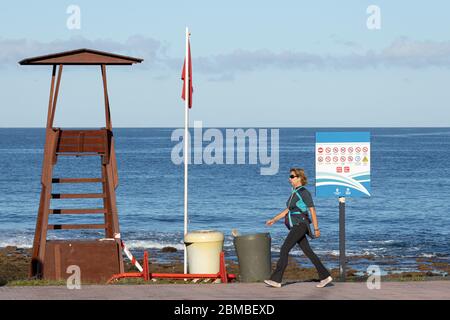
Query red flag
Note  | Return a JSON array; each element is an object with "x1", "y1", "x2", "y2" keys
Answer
[{"x1": 181, "y1": 40, "x2": 193, "y2": 108}]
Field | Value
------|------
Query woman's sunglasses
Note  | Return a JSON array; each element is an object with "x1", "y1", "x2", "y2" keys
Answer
[{"x1": 289, "y1": 175, "x2": 298, "y2": 179}]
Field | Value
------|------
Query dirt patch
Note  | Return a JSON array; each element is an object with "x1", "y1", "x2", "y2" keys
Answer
[{"x1": 0, "y1": 247, "x2": 31, "y2": 285}]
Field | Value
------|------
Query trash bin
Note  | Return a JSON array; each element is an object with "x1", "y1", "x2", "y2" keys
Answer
[
  {"x1": 184, "y1": 230, "x2": 224, "y2": 274},
  {"x1": 233, "y1": 233, "x2": 271, "y2": 282}
]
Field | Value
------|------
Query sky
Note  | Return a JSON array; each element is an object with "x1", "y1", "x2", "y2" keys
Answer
[{"x1": 1, "y1": 0, "x2": 450, "y2": 127}]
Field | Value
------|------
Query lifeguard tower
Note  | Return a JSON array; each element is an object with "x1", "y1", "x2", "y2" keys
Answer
[{"x1": 19, "y1": 49, "x2": 143, "y2": 283}]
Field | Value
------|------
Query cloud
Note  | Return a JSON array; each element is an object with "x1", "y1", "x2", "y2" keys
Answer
[
  {"x1": 207, "y1": 73, "x2": 235, "y2": 82},
  {"x1": 195, "y1": 37, "x2": 450, "y2": 74},
  {"x1": 330, "y1": 34, "x2": 363, "y2": 49},
  {"x1": 195, "y1": 49, "x2": 325, "y2": 74},
  {"x1": 0, "y1": 35, "x2": 167, "y2": 69},
  {"x1": 380, "y1": 37, "x2": 450, "y2": 68},
  {"x1": 2, "y1": 36, "x2": 450, "y2": 78}
]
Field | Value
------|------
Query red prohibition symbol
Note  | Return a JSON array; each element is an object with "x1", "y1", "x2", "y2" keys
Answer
[
  {"x1": 340, "y1": 156, "x2": 346, "y2": 162},
  {"x1": 326, "y1": 147, "x2": 331, "y2": 153},
  {"x1": 363, "y1": 146, "x2": 368, "y2": 153},
  {"x1": 326, "y1": 156, "x2": 331, "y2": 162},
  {"x1": 318, "y1": 147, "x2": 323, "y2": 153}
]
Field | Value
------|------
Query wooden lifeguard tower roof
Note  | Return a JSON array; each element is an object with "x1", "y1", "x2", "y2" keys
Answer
[{"x1": 19, "y1": 48, "x2": 143, "y2": 65}]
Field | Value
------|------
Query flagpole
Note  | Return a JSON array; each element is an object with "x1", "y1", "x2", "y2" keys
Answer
[{"x1": 183, "y1": 27, "x2": 189, "y2": 275}]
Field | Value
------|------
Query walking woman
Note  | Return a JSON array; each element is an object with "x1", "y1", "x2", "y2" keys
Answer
[{"x1": 264, "y1": 168, "x2": 333, "y2": 288}]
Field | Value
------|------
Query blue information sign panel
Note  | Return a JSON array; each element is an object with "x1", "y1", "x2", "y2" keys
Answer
[{"x1": 315, "y1": 132, "x2": 371, "y2": 197}]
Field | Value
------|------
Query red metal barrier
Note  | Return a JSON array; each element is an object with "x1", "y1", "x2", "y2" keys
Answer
[{"x1": 107, "y1": 251, "x2": 236, "y2": 284}]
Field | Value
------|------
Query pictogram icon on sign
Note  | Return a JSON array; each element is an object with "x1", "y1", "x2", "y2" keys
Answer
[
  {"x1": 326, "y1": 147, "x2": 331, "y2": 153},
  {"x1": 348, "y1": 147, "x2": 353, "y2": 153},
  {"x1": 344, "y1": 166, "x2": 350, "y2": 173},
  {"x1": 333, "y1": 156, "x2": 338, "y2": 162},
  {"x1": 340, "y1": 156, "x2": 346, "y2": 162},
  {"x1": 333, "y1": 147, "x2": 339, "y2": 153},
  {"x1": 341, "y1": 147, "x2": 346, "y2": 153},
  {"x1": 318, "y1": 147, "x2": 323, "y2": 153},
  {"x1": 318, "y1": 156, "x2": 323, "y2": 162},
  {"x1": 348, "y1": 156, "x2": 353, "y2": 162},
  {"x1": 326, "y1": 156, "x2": 331, "y2": 162},
  {"x1": 336, "y1": 167, "x2": 342, "y2": 173},
  {"x1": 363, "y1": 146, "x2": 368, "y2": 153},
  {"x1": 356, "y1": 147, "x2": 361, "y2": 153}
]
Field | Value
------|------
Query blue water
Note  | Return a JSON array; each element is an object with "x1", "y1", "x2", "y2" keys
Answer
[{"x1": 0, "y1": 128, "x2": 449, "y2": 274}]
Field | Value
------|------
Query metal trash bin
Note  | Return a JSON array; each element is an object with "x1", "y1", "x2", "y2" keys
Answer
[
  {"x1": 233, "y1": 233, "x2": 271, "y2": 282},
  {"x1": 184, "y1": 230, "x2": 224, "y2": 274}
]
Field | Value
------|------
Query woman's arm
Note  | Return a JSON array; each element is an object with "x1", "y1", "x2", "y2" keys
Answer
[
  {"x1": 309, "y1": 207, "x2": 320, "y2": 238},
  {"x1": 266, "y1": 208, "x2": 289, "y2": 226}
]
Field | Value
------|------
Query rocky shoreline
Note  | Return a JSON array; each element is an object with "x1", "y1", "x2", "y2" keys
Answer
[{"x1": 0, "y1": 246, "x2": 448, "y2": 285}]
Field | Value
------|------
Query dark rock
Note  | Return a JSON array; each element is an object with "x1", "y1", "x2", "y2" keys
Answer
[
  {"x1": 161, "y1": 247, "x2": 177, "y2": 253},
  {"x1": 4, "y1": 246, "x2": 17, "y2": 253},
  {"x1": 425, "y1": 271, "x2": 439, "y2": 277}
]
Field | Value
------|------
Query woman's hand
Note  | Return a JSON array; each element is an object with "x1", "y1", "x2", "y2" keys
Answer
[
  {"x1": 266, "y1": 209, "x2": 287, "y2": 226},
  {"x1": 314, "y1": 228, "x2": 321, "y2": 238}
]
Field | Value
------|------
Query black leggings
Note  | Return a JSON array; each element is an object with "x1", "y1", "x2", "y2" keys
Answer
[{"x1": 270, "y1": 223, "x2": 330, "y2": 282}]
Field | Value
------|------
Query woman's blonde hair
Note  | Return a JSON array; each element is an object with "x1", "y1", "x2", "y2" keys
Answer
[{"x1": 290, "y1": 168, "x2": 308, "y2": 185}]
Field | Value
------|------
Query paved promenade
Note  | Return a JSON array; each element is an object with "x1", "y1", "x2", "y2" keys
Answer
[{"x1": 0, "y1": 281, "x2": 448, "y2": 300}]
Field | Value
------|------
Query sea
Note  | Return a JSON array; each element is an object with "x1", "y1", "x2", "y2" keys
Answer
[{"x1": 0, "y1": 127, "x2": 449, "y2": 276}]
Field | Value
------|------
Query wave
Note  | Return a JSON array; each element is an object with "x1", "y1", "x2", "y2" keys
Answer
[
  {"x1": 0, "y1": 238, "x2": 187, "y2": 251},
  {"x1": 312, "y1": 249, "x2": 387, "y2": 257},
  {"x1": 270, "y1": 247, "x2": 387, "y2": 257},
  {"x1": 0, "y1": 238, "x2": 32, "y2": 248},
  {"x1": 367, "y1": 240, "x2": 396, "y2": 244},
  {"x1": 419, "y1": 253, "x2": 438, "y2": 258},
  {"x1": 122, "y1": 240, "x2": 185, "y2": 251}
]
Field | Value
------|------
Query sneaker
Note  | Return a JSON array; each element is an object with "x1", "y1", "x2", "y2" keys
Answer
[
  {"x1": 316, "y1": 276, "x2": 333, "y2": 288},
  {"x1": 264, "y1": 279, "x2": 282, "y2": 288}
]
